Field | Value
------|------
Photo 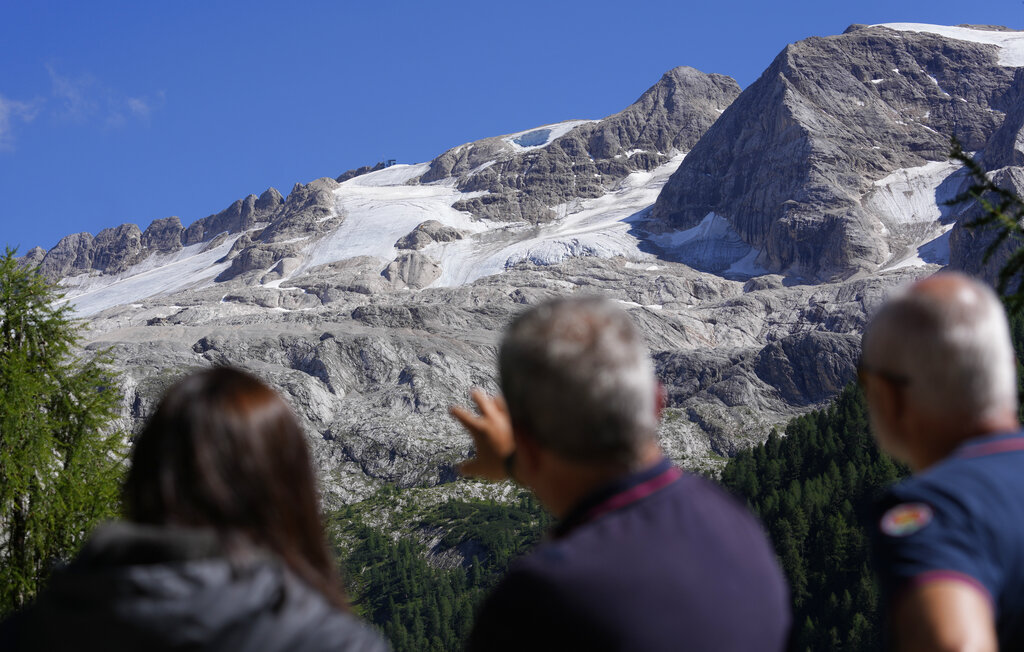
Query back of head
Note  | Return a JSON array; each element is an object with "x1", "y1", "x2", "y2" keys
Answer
[
  {"x1": 863, "y1": 272, "x2": 1018, "y2": 427},
  {"x1": 124, "y1": 365, "x2": 345, "y2": 609},
  {"x1": 499, "y1": 296, "x2": 658, "y2": 466}
]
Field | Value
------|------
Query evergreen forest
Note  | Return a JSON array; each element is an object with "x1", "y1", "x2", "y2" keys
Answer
[
  {"x1": 334, "y1": 491, "x2": 553, "y2": 652},
  {"x1": 720, "y1": 386, "x2": 905, "y2": 650}
]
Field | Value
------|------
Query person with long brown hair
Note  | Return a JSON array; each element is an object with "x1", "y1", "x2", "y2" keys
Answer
[{"x1": 0, "y1": 366, "x2": 387, "y2": 652}]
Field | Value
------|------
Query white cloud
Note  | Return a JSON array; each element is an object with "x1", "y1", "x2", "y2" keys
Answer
[
  {"x1": 126, "y1": 96, "x2": 151, "y2": 118},
  {"x1": 0, "y1": 66, "x2": 165, "y2": 151},
  {"x1": 47, "y1": 64, "x2": 99, "y2": 122},
  {"x1": 0, "y1": 94, "x2": 40, "y2": 151},
  {"x1": 46, "y1": 64, "x2": 164, "y2": 128}
]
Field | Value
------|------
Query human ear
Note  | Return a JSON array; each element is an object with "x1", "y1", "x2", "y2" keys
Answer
[
  {"x1": 512, "y1": 430, "x2": 542, "y2": 483},
  {"x1": 655, "y1": 381, "x2": 667, "y2": 421}
]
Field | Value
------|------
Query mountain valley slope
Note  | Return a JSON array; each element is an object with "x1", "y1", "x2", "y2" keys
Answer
[{"x1": 20, "y1": 23, "x2": 1024, "y2": 508}]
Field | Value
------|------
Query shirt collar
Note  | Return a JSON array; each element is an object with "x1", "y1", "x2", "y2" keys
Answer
[
  {"x1": 952, "y1": 429, "x2": 1024, "y2": 460},
  {"x1": 554, "y1": 457, "x2": 681, "y2": 538}
]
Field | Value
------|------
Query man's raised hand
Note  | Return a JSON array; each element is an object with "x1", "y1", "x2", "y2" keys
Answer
[{"x1": 450, "y1": 389, "x2": 514, "y2": 481}]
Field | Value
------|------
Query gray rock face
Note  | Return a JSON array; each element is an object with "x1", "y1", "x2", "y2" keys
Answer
[
  {"x1": 948, "y1": 166, "x2": 1024, "y2": 286},
  {"x1": 287, "y1": 258, "x2": 393, "y2": 299},
  {"x1": 210, "y1": 178, "x2": 342, "y2": 282},
  {"x1": 395, "y1": 221, "x2": 464, "y2": 250},
  {"x1": 216, "y1": 240, "x2": 305, "y2": 282},
  {"x1": 261, "y1": 257, "x2": 302, "y2": 284},
  {"x1": 92, "y1": 224, "x2": 146, "y2": 274},
  {"x1": 40, "y1": 232, "x2": 95, "y2": 279},
  {"x1": 32, "y1": 181, "x2": 318, "y2": 291},
  {"x1": 337, "y1": 162, "x2": 387, "y2": 183},
  {"x1": 17, "y1": 246, "x2": 46, "y2": 269},
  {"x1": 420, "y1": 67, "x2": 740, "y2": 223},
  {"x1": 35, "y1": 187, "x2": 286, "y2": 284},
  {"x1": 39, "y1": 223, "x2": 150, "y2": 279},
  {"x1": 141, "y1": 217, "x2": 184, "y2": 254},
  {"x1": 947, "y1": 66, "x2": 1024, "y2": 288},
  {"x1": 256, "y1": 187, "x2": 284, "y2": 213},
  {"x1": 182, "y1": 189, "x2": 282, "y2": 246},
  {"x1": 257, "y1": 178, "x2": 340, "y2": 242},
  {"x1": 650, "y1": 25, "x2": 1017, "y2": 279},
  {"x1": 980, "y1": 69, "x2": 1024, "y2": 170},
  {"x1": 383, "y1": 252, "x2": 442, "y2": 289},
  {"x1": 754, "y1": 331, "x2": 861, "y2": 405},
  {"x1": 81, "y1": 253, "x2": 922, "y2": 503}
]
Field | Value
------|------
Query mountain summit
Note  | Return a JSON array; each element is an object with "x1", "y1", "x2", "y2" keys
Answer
[{"x1": 651, "y1": 23, "x2": 1024, "y2": 280}]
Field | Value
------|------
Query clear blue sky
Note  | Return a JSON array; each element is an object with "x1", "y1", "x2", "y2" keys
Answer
[{"x1": 2, "y1": 1, "x2": 1021, "y2": 252}]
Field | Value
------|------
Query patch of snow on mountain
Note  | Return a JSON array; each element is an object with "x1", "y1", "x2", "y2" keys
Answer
[
  {"x1": 651, "y1": 212, "x2": 766, "y2": 277},
  {"x1": 430, "y1": 153, "x2": 686, "y2": 286},
  {"x1": 866, "y1": 160, "x2": 963, "y2": 271},
  {"x1": 727, "y1": 248, "x2": 768, "y2": 277},
  {"x1": 469, "y1": 160, "x2": 496, "y2": 175},
  {"x1": 61, "y1": 236, "x2": 242, "y2": 317},
  {"x1": 918, "y1": 227, "x2": 953, "y2": 264},
  {"x1": 878, "y1": 24, "x2": 1024, "y2": 67},
  {"x1": 927, "y1": 74, "x2": 952, "y2": 96},
  {"x1": 618, "y1": 300, "x2": 664, "y2": 311},
  {"x1": 298, "y1": 178, "x2": 487, "y2": 275},
  {"x1": 865, "y1": 160, "x2": 961, "y2": 227},
  {"x1": 502, "y1": 120, "x2": 596, "y2": 152},
  {"x1": 340, "y1": 162, "x2": 431, "y2": 187},
  {"x1": 886, "y1": 225, "x2": 953, "y2": 270},
  {"x1": 56, "y1": 142, "x2": 734, "y2": 313}
]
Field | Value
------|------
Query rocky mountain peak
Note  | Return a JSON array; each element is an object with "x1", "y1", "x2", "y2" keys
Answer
[
  {"x1": 141, "y1": 217, "x2": 184, "y2": 255},
  {"x1": 418, "y1": 67, "x2": 740, "y2": 224},
  {"x1": 176, "y1": 187, "x2": 286, "y2": 249},
  {"x1": 257, "y1": 187, "x2": 285, "y2": 212},
  {"x1": 213, "y1": 178, "x2": 342, "y2": 283},
  {"x1": 649, "y1": 24, "x2": 1018, "y2": 280},
  {"x1": 32, "y1": 185, "x2": 291, "y2": 283},
  {"x1": 91, "y1": 224, "x2": 145, "y2": 274},
  {"x1": 257, "y1": 178, "x2": 339, "y2": 242},
  {"x1": 39, "y1": 231, "x2": 95, "y2": 280},
  {"x1": 17, "y1": 246, "x2": 46, "y2": 269},
  {"x1": 588, "y1": 65, "x2": 740, "y2": 157}
]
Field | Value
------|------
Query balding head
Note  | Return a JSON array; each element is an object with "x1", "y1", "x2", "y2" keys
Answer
[{"x1": 863, "y1": 272, "x2": 1017, "y2": 432}]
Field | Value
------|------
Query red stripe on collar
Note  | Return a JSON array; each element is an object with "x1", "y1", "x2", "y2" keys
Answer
[
  {"x1": 955, "y1": 436, "x2": 1024, "y2": 460},
  {"x1": 582, "y1": 466, "x2": 683, "y2": 525}
]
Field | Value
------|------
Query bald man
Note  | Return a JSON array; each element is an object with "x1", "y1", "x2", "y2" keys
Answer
[{"x1": 861, "y1": 272, "x2": 1023, "y2": 651}]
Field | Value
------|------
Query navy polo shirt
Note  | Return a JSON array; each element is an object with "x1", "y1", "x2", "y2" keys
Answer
[
  {"x1": 466, "y1": 459, "x2": 791, "y2": 652},
  {"x1": 873, "y1": 431, "x2": 1024, "y2": 648}
]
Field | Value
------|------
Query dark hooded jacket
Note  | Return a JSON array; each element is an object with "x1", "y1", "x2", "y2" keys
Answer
[{"x1": 0, "y1": 522, "x2": 388, "y2": 652}]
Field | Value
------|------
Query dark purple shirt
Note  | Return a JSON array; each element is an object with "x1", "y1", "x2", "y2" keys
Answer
[{"x1": 466, "y1": 459, "x2": 791, "y2": 651}]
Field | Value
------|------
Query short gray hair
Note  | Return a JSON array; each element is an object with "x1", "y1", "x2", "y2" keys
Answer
[
  {"x1": 863, "y1": 274, "x2": 1017, "y2": 423},
  {"x1": 499, "y1": 296, "x2": 658, "y2": 465}
]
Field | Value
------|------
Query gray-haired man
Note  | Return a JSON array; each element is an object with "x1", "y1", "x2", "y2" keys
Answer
[{"x1": 452, "y1": 296, "x2": 791, "y2": 652}]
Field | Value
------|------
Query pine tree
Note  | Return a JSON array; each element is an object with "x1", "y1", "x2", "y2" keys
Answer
[{"x1": 0, "y1": 248, "x2": 126, "y2": 614}]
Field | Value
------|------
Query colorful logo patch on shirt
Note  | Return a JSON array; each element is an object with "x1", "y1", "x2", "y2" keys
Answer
[{"x1": 880, "y1": 503, "x2": 934, "y2": 537}]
